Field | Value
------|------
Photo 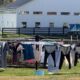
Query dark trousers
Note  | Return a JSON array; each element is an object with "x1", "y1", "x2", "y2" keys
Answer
[
  {"x1": 74, "y1": 52, "x2": 78, "y2": 66},
  {"x1": 59, "y1": 51, "x2": 71, "y2": 69},
  {"x1": 43, "y1": 50, "x2": 56, "y2": 67}
]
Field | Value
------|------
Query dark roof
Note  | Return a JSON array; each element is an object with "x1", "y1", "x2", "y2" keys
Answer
[{"x1": 6, "y1": 0, "x2": 33, "y2": 9}]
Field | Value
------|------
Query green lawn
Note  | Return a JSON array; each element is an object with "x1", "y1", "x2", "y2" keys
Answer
[
  {"x1": 0, "y1": 63, "x2": 80, "y2": 76},
  {"x1": 0, "y1": 68, "x2": 35, "y2": 76},
  {"x1": 0, "y1": 33, "x2": 33, "y2": 41},
  {"x1": 0, "y1": 63, "x2": 80, "y2": 80}
]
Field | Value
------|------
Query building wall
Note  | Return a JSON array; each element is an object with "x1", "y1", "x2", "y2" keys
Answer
[
  {"x1": 17, "y1": 0, "x2": 80, "y2": 27},
  {"x1": 3, "y1": 13, "x2": 17, "y2": 28},
  {"x1": 0, "y1": 10, "x2": 17, "y2": 30}
]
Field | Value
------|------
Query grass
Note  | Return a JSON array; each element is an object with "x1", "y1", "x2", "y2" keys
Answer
[
  {"x1": 2, "y1": 33, "x2": 33, "y2": 38},
  {"x1": 0, "y1": 68, "x2": 35, "y2": 76},
  {"x1": 0, "y1": 33, "x2": 34, "y2": 41},
  {"x1": 0, "y1": 63, "x2": 80, "y2": 80},
  {"x1": 0, "y1": 63, "x2": 80, "y2": 76}
]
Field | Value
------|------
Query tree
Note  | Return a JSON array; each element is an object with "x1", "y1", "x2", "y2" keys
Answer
[{"x1": 0, "y1": 0, "x2": 16, "y2": 6}]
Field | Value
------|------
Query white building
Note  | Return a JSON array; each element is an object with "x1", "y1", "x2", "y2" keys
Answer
[
  {"x1": 0, "y1": 9, "x2": 16, "y2": 29},
  {"x1": 0, "y1": 0, "x2": 80, "y2": 28}
]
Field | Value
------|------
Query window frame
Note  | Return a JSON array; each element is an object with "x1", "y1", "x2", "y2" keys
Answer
[
  {"x1": 61, "y1": 12, "x2": 70, "y2": 15},
  {"x1": 47, "y1": 12, "x2": 57, "y2": 15},
  {"x1": 33, "y1": 11, "x2": 42, "y2": 15}
]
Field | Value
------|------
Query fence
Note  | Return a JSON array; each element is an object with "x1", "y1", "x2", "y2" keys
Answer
[
  {"x1": 2, "y1": 27, "x2": 69, "y2": 38},
  {"x1": 2, "y1": 28, "x2": 20, "y2": 37}
]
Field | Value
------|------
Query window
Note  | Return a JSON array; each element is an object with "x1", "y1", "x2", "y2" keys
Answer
[
  {"x1": 19, "y1": 11, "x2": 29, "y2": 15},
  {"x1": 61, "y1": 12, "x2": 70, "y2": 15},
  {"x1": 24, "y1": 11, "x2": 29, "y2": 14},
  {"x1": 63, "y1": 23, "x2": 68, "y2": 28},
  {"x1": 47, "y1": 12, "x2": 57, "y2": 15},
  {"x1": 49, "y1": 22, "x2": 54, "y2": 27},
  {"x1": 33, "y1": 11, "x2": 42, "y2": 15},
  {"x1": 18, "y1": 11, "x2": 22, "y2": 15},
  {"x1": 22, "y1": 22, "x2": 27, "y2": 28},
  {"x1": 74, "y1": 12, "x2": 80, "y2": 16},
  {"x1": 35, "y1": 22, "x2": 40, "y2": 27}
]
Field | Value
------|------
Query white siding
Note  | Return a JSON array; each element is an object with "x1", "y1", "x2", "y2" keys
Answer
[
  {"x1": 3, "y1": 13, "x2": 17, "y2": 28},
  {"x1": 0, "y1": 12, "x2": 17, "y2": 29},
  {"x1": 0, "y1": 13, "x2": 4, "y2": 30},
  {"x1": 17, "y1": 0, "x2": 80, "y2": 27}
]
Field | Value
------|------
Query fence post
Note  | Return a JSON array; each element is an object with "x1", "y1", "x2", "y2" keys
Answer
[
  {"x1": 33, "y1": 27, "x2": 35, "y2": 35},
  {"x1": 2, "y1": 28, "x2": 4, "y2": 38},
  {"x1": 48, "y1": 27, "x2": 50, "y2": 36},
  {"x1": 18, "y1": 28, "x2": 20, "y2": 37}
]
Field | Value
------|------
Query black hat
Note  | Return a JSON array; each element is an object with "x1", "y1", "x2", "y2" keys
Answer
[{"x1": 35, "y1": 35, "x2": 40, "y2": 41}]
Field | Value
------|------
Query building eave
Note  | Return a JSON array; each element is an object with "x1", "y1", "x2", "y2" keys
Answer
[{"x1": 5, "y1": 0, "x2": 33, "y2": 9}]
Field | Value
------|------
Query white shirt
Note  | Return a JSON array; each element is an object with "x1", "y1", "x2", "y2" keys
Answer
[{"x1": 33, "y1": 44, "x2": 43, "y2": 62}]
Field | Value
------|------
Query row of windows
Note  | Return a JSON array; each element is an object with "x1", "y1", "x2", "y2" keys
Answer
[
  {"x1": 22, "y1": 22, "x2": 55, "y2": 28},
  {"x1": 22, "y1": 22, "x2": 69, "y2": 28},
  {"x1": 19, "y1": 11, "x2": 80, "y2": 16}
]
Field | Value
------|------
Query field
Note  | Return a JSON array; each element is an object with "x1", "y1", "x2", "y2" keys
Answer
[{"x1": 0, "y1": 62, "x2": 80, "y2": 80}]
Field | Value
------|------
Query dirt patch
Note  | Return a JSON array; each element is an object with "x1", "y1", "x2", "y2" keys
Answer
[
  {"x1": 0, "y1": 76, "x2": 50, "y2": 80},
  {"x1": 0, "y1": 76, "x2": 80, "y2": 80}
]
